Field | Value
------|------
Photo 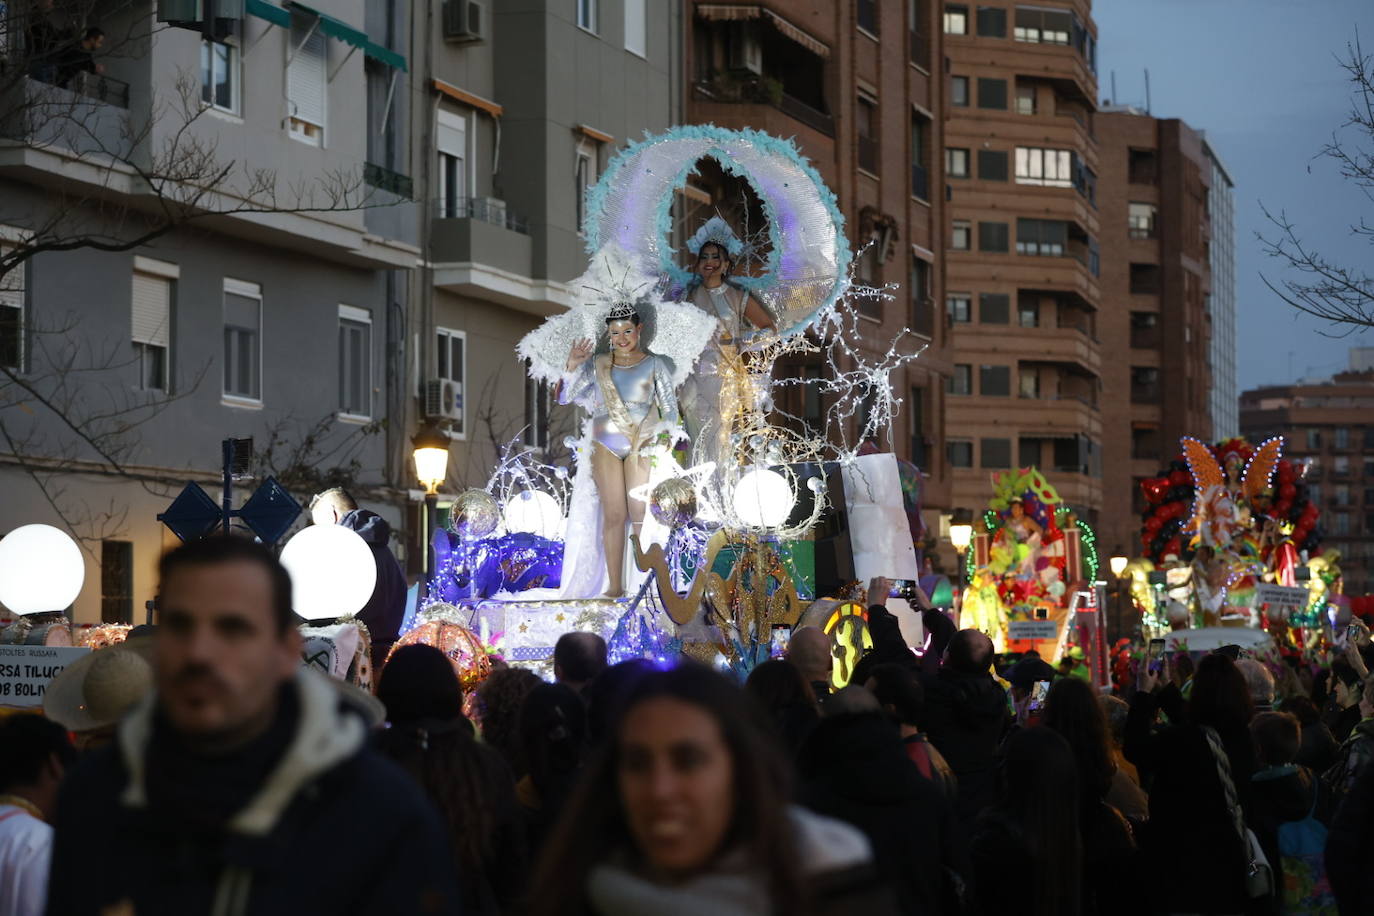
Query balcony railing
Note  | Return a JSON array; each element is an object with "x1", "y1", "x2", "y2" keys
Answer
[
  {"x1": 364, "y1": 162, "x2": 414, "y2": 199},
  {"x1": 693, "y1": 78, "x2": 835, "y2": 137},
  {"x1": 858, "y1": 136, "x2": 879, "y2": 174},
  {"x1": 911, "y1": 163, "x2": 930, "y2": 200},
  {"x1": 435, "y1": 196, "x2": 529, "y2": 234},
  {"x1": 30, "y1": 70, "x2": 130, "y2": 109}
]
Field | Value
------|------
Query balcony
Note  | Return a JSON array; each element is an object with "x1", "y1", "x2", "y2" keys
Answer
[
  {"x1": 431, "y1": 198, "x2": 571, "y2": 316},
  {"x1": 691, "y1": 79, "x2": 834, "y2": 137},
  {"x1": 1, "y1": 76, "x2": 133, "y2": 159},
  {"x1": 1018, "y1": 328, "x2": 1100, "y2": 375}
]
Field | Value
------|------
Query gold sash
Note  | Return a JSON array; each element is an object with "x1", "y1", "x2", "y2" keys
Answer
[{"x1": 594, "y1": 354, "x2": 660, "y2": 453}]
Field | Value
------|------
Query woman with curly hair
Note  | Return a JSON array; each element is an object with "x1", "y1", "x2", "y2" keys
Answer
[{"x1": 474, "y1": 667, "x2": 543, "y2": 777}]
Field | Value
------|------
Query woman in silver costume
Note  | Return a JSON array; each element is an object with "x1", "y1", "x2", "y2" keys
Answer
[
  {"x1": 560, "y1": 302, "x2": 679, "y2": 597},
  {"x1": 677, "y1": 219, "x2": 776, "y2": 469}
]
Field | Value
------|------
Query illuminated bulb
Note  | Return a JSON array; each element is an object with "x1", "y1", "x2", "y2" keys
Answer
[
  {"x1": 502, "y1": 490, "x2": 564, "y2": 540},
  {"x1": 280, "y1": 525, "x2": 377, "y2": 621},
  {"x1": 0, "y1": 524, "x2": 85, "y2": 615},
  {"x1": 732, "y1": 469, "x2": 794, "y2": 529}
]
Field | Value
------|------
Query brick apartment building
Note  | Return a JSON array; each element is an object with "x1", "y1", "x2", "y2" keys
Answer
[
  {"x1": 685, "y1": 0, "x2": 953, "y2": 537},
  {"x1": 940, "y1": 0, "x2": 1104, "y2": 524},
  {"x1": 1241, "y1": 363, "x2": 1374, "y2": 597},
  {"x1": 1095, "y1": 108, "x2": 1231, "y2": 557}
]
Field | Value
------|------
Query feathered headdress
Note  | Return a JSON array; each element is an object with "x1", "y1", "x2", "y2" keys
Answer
[{"x1": 686, "y1": 216, "x2": 744, "y2": 258}]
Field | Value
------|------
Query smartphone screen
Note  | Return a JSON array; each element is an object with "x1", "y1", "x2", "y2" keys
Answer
[
  {"x1": 1028, "y1": 679, "x2": 1051, "y2": 712},
  {"x1": 1147, "y1": 638, "x2": 1166, "y2": 672},
  {"x1": 889, "y1": 579, "x2": 916, "y2": 599},
  {"x1": 1349, "y1": 623, "x2": 1362, "y2": 640},
  {"x1": 769, "y1": 626, "x2": 789, "y2": 659}
]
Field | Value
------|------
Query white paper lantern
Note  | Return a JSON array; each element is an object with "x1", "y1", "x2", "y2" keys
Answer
[
  {"x1": 502, "y1": 490, "x2": 563, "y2": 540},
  {"x1": 280, "y1": 525, "x2": 377, "y2": 621},
  {"x1": 732, "y1": 469, "x2": 795, "y2": 530},
  {"x1": 0, "y1": 524, "x2": 85, "y2": 615}
]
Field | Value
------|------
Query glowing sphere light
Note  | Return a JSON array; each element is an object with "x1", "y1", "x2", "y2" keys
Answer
[
  {"x1": 280, "y1": 525, "x2": 377, "y2": 621},
  {"x1": 0, "y1": 524, "x2": 85, "y2": 615},
  {"x1": 731, "y1": 469, "x2": 794, "y2": 530},
  {"x1": 502, "y1": 490, "x2": 563, "y2": 540}
]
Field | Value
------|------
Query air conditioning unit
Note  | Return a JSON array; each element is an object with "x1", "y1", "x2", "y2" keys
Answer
[
  {"x1": 727, "y1": 23, "x2": 762, "y2": 74},
  {"x1": 443, "y1": 0, "x2": 486, "y2": 42},
  {"x1": 423, "y1": 379, "x2": 463, "y2": 421}
]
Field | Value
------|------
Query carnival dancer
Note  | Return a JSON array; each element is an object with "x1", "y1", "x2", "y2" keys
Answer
[
  {"x1": 560, "y1": 301, "x2": 681, "y2": 597},
  {"x1": 676, "y1": 217, "x2": 777, "y2": 470}
]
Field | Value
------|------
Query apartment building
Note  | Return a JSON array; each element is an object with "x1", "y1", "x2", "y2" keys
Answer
[
  {"x1": 1241, "y1": 361, "x2": 1374, "y2": 596},
  {"x1": 940, "y1": 0, "x2": 1103, "y2": 524},
  {"x1": 1, "y1": 0, "x2": 415, "y2": 623},
  {"x1": 684, "y1": 0, "x2": 954, "y2": 536},
  {"x1": 1095, "y1": 109, "x2": 1224, "y2": 556}
]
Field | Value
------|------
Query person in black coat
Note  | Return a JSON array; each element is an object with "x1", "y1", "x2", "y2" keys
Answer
[
  {"x1": 1124, "y1": 652, "x2": 1258, "y2": 915},
  {"x1": 310, "y1": 488, "x2": 409, "y2": 670},
  {"x1": 1279, "y1": 694, "x2": 1339, "y2": 774},
  {"x1": 1326, "y1": 752, "x2": 1374, "y2": 915},
  {"x1": 796, "y1": 689, "x2": 968, "y2": 916},
  {"x1": 45, "y1": 536, "x2": 459, "y2": 915}
]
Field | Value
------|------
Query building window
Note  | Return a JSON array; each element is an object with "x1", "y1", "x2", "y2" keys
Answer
[
  {"x1": 908, "y1": 385, "x2": 928, "y2": 466},
  {"x1": 1128, "y1": 148, "x2": 1158, "y2": 185},
  {"x1": 575, "y1": 149, "x2": 595, "y2": 232},
  {"x1": 1, "y1": 249, "x2": 25, "y2": 372},
  {"x1": 338, "y1": 305, "x2": 371, "y2": 418},
  {"x1": 911, "y1": 112, "x2": 931, "y2": 199},
  {"x1": 977, "y1": 77, "x2": 1007, "y2": 109},
  {"x1": 1335, "y1": 427, "x2": 1349, "y2": 449},
  {"x1": 1364, "y1": 428, "x2": 1374, "y2": 450},
  {"x1": 979, "y1": 221, "x2": 1009, "y2": 252},
  {"x1": 131, "y1": 268, "x2": 172, "y2": 392},
  {"x1": 910, "y1": 257, "x2": 933, "y2": 336},
  {"x1": 952, "y1": 220, "x2": 971, "y2": 250},
  {"x1": 943, "y1": 4, "x2": 968, "y2": 34},
  {"x1": 100, "y1": 540, "x2": 133, "y2": 624},
  {"x1": 1307, "y1": 483, "x2": 1321, "y2": 505},
  {"x1": 1335, "y1": 483, "x2": 1350, "y2": 505},
  {"x1": 1015, "y1": 147, "x2": 1073, "y2": 187},
  {"x1": 857, "y1": 95, "x2": 879, "y2": 174},
  {"x1": 577, "y1": 0, "x2": 598, "y2": 33},
  {"x1": 980, "y1": 364, "x2": 1010, "y2": 396},
  {"x1": 1333, "y1": 513, "x2": 1351, "y2": 535},
  {"x1": 977, "y1": 149, "x2": 1008, "y2": 181},
  {"x1": 948, "y1": 364, "x2": 972, "y2": 395},
  {"x1": 948, "y1": 439, "x2": 973, "y2": 467},
  {"x1": 1019, "y1": 367, "x2": 1039, "y2": 398},
  {"x1": 1020, "y1": 437, "x2": 1042, "y2": 466},
  {"x1": 1335, "y1": 456, "x2": 1350, "y2": 477},
  {"x1": 525, "y1": 375, "x2": 550, "y2": 450},
  {"x1": 1018, "y1": 297, "x2": 1039, "y2": 327},
  {"x1": 1130, "y1": 311, "x2": 1160, "y2": 348},
  {"x1": 1015, "y1": 83, "x2": 1036, "y2": 115},
  {"x1": 624, "y1": 0, "x2": 646, "y2": 56},
  {"x1": 223, "y1": 279, "x2": 261, "y2": 401},
  {"x1": 981, "y1": 437, "x2": 1012, "y2": 468},
  {"x1": 1306, "y1": 428, "x2": 1321, "y2": 450},
  {"x1": 1014, "y1": 5, "x2": 1072, "y2": 44},
  {"x1": 975, "y1": 5, "x2": 1006, "y2": 37},
  {"x1": 1016, "y1": 218, "x2": 1067, "y2": 256},
  {"x1": 980, "y1": 292, "x2": 1009, "y2": 323},
  {"x1": 945, "y1": 147, "x2": 970, "y2": 178},
  {"x1": 1129, "y1": 202, "x2": 1157, "y2": 239},
  {"x1": 857, "y1": 0, "x2": 878, "y2": 34},
  {"x1": 1130, "y1": 263, "x2": 1161, "y2": 294},
  {"x1": 951, "y1": 75, "x2": 969, "y2": 107},
  {"x1": 1132, "y1": 427, "x2": 1162, "y2": 461},
  {"x1": 286, "y1": 23, "x2": 326, "y2": 144},
  {"x1": 947, "y1": 293, "x2": 971, "y2": 323},
  {"x1": 1131, "y1": 366, "x2": 1160, "y2": 404},
  {"x1": 437, "y1": 109, "x2": 467, "y2": 219},
  {"x1": 436, "y1": 327, "x2": 466, "y2": 437},
  {"x1": 200, "y1": 37, "x2": 239, "y2": 114}
]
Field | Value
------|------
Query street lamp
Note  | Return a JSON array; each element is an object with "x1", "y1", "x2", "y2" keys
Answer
[
  {"x1": 412, "y1": 422, "x2": 450, "y2": 578},
  {"x1": 948, "y1": 508, "x2": 974, "y2": 620}
]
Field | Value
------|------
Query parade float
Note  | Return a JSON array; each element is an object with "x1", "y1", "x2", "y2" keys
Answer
[
  {"x1": 395, "y1": 125, "x2": 930, "y2": 687},
  {"x1": 1127, "y1": 436, "x2": 1348, "y2": 648}
]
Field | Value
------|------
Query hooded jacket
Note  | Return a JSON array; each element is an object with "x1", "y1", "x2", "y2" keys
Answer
[
  {"x1": 797, "y1": 712, "x2": 967, "y2": 916},
  {"x1": 45, "y1": 669, "x2": 460, "y2": 916},
  {"x1": 1322, "y1": 716, "x2": 1374, "y2": 815},
  {"x1": 919, "y1": 668, "x2": 1011, "y2": 820},
  {"x1": 340, "y1": 509, "x2": 408, "y2": 657}
]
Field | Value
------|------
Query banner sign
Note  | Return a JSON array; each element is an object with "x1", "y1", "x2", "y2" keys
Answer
[
  {"x1": 1256, "y1": 584, "x2": 1311, "y2": 617},
  {"x1": 0, "y1": 646, "x2": 90, "y2": 708},
  {"x1": 1008, "y1": 620, "x2": 1060, "y2": 641}
]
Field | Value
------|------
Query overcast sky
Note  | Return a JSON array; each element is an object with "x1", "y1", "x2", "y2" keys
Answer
[{"x1": 1094, "y1": 0, "x2": 1374, "y2": 391}]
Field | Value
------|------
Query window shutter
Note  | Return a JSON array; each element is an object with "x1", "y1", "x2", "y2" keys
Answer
[
  {"x1": 977, "y1": 149, "x2": 1007, "y2": 180},
  {"x1": 131, "y1": 273, "x2": 170, "y2": 347},
  {"x1": 977, "y1": 77, "x2": 1006, "y2": 109},
  {"x1": 624, "y1": 0, "x2": 646, "y2": 56},
  {"x1": 979, "y1": 221, "x2": 1008, "y2": 252},
  {"x1": 224, "y1": 292, "x2": 260, "y2": 331},
  {"x1": 980, "y1": 293, "x2": 1009, "y2": 323},
  {"x1": 288, "y1": 27, "x2": 326, "y2": 126},
  {"x1": 437, "y1": 110, "x2": 466, "y2": 155},
  {"x1": 975, "y1": 6, "x2": 1005, "y2": 37}
]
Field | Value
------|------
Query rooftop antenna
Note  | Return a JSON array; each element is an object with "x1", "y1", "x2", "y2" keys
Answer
[{"x1": 1144, "y1": 68, "x2": 1152, "y2": 114}]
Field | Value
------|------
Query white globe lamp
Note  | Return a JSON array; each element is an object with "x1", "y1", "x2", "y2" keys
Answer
[
  {"x1": 732, "y1": 469, "x2": 795, "y2": 530},
  {"x1": 279, "y1": 525, "x2": 377, "y2": 621},
  {"x1": 502, "y1": 490, "x2": 563, "y2": 540},
  {"x1": 0, "y1": 524, "x2": 85, "y2": 615}
]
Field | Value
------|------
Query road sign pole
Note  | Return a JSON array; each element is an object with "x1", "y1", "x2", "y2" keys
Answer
[{"x1": 221, "y1": 438, "x2": 234, "y2": 535}]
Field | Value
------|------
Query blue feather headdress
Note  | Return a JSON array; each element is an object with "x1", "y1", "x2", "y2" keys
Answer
[{"x1": 686, "y1": 216, "x2": 745, "y2": 258}]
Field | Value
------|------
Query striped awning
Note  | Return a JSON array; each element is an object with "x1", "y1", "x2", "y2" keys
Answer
[{"x1": 695, "y1": 4, "x2": 831, "y2": 58}]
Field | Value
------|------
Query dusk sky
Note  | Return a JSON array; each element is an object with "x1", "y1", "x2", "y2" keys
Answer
[{"x1": 1094, "y1": 0, "x2": 1374, "y2": 391}]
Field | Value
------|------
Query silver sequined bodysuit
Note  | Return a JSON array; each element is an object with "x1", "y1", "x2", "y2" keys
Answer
[{"x1": 560, "y1": 353, "x2": 678, "y2": 460}]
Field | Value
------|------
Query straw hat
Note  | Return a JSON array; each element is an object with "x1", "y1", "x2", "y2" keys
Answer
[{"x1": 44, "y1": 640, "x2": 154, "y2": 732}]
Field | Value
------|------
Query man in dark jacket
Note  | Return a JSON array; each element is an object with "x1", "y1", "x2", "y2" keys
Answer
[
  {"x1": 45, "y1": 536, "x2": 459, "y2": 915},
  {"x1": 310, "y1": 488, "x2": 408, "y2": 670}
]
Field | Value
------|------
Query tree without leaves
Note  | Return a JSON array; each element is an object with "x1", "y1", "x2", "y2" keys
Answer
[
  {"x1": 1260, "y1": 36, "x2": 1374, "y2": 335},
  {"x1": 0, "y1": 0, "x2": 388, "y2": 550}
]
